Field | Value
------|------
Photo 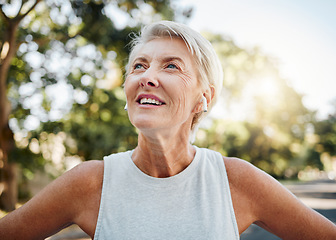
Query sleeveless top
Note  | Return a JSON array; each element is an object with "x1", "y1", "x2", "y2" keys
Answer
[{"x1": 94, "y1": 146, "x2": 239, "y2": 240}]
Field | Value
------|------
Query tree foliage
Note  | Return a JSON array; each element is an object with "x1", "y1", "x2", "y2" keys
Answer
[
  {"x1": 1, "y1": 0, "x2": 190, "y2": 210},
  {"x1": 195, "y1": 33, "x2": 317, "y2": 178},
  {"x1": 311, "y1": 106, "x2": 336, "y2": 171},
  {"x1": 1, "y1": 0, "x2": 335, "y2": 212}
]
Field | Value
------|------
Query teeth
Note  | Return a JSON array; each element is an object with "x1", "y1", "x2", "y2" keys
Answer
[{"x1": 140, "y1": 98, "x2": 163, "y2": 105}]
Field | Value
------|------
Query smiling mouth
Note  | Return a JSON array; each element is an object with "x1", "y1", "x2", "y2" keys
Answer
[{"x1": 138, "y1": 97, "x2": 165, "y2": 106}]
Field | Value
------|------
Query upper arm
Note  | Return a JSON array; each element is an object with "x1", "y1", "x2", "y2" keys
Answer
[
  {"x1": 225, "y1": 157, "x2": 336, "y2": 239},
  {"x1": 0, "y1": 160, "x2": 103, "y2": 240}
]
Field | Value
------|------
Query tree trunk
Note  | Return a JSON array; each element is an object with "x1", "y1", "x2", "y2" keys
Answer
[
  {"x1": 0, "y1": 19, "x2": 19, "y2": 211},
  {"x1": 0, "y1": 1, "x2": 42, "y2": 211},
  {"x1": 0, "y1": 0, "x2": 42, "y2": 211},
  {"x1": 0, "y1": 163, "x2": 18, "y2": 211},
  {"x1": 0, "y1": 93, "x2": 17, "y2": 211}
]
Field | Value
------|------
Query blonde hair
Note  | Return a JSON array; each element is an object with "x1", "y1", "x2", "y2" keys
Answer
[{"x1": 126, "y1": 21, "x2": 223, "y2": 141}]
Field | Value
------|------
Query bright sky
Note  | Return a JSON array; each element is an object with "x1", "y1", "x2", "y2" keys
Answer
[{"x1": 177, "y1": 0, "x2": 336, "y2": 119}]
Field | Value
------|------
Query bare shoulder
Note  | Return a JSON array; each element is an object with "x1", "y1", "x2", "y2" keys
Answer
[
  {"x1": 66, "y1": 160, "x2": 104, "y2": 190},
  {"x1": 223, "y1": 157, "x2": 259, "y2": 184},
  {"x1": 49, "y1": 160, "x2": 104, "y2": 204},
  {"x1": 223, "y1": 156, "x2": 276, "y2": 195},
  {"x1": 223, "y1": 156, "x2": 336, "y2": 238}
]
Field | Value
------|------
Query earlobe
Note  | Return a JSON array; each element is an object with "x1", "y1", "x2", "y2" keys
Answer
[{"x1": 192, "y1": 95, "x2": 205, "y2": 114}]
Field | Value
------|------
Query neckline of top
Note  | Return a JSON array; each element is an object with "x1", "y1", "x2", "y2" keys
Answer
[{"x1": 125, "y1": 146, "x2": 202, "y2": 188}]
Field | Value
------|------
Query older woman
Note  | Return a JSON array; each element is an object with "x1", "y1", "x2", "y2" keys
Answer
[{"x1": 0, "y1": 21, "x2": 335, "y2": 240}]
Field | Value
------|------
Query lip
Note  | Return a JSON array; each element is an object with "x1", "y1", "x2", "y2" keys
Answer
[{"x1": 136, "y1": 94, "x2": 166, "y2": 105}]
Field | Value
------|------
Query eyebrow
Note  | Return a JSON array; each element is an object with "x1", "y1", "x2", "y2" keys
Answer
[
  {"x1": 161, "y1": 56, "x2": 185, "y2": 65},
  {"x1": 132, "y1": 55, "x2": 186, "y2": 67},
  {"x1": 132, "y1": 56, "x2": 148, "y2": 64}
]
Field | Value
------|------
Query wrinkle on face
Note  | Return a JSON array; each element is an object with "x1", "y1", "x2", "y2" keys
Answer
[{"x1": 124, "y1": 37, "x2": 202, "y2": 134}]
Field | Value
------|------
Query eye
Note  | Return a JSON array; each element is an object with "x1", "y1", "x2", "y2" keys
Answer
[
  {"x1": 166, "y1": 63, "x2": 178, "y2": 69},
  {"x1": 134, "y1": 63, "x2": 144, "y2": 69}
]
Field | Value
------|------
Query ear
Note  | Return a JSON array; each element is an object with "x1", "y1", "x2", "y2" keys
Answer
[
  {"x1": 208, "y1": 85, "x2": 215, "y2": 103},
  {"x1": 192, "y1": 85, "x2": 216, "y2": 114},
  {"x1": 192, "y1": 96, "x2": 205, "y2": 114},
  {"x1": 202, "y1": 85, "x2": 215, "y2": 111}
]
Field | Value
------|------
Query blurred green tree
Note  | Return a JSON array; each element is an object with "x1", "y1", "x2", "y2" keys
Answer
[
  {"x1": 312, "y1": 104, "x2": 336, "y2": 172},
  {"x1": 0, "y1": 0, "x2": 191, "y2": 211},
  {"x1": 195, "y1": 33, "x2": 315, "y2": 178},
  {"x1": 1, "y1": 0, "x2": 330, "y2": 212}
]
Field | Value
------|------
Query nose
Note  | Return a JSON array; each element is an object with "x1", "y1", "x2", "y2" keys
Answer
[{"x1": 139, "y1": 67, "x2": 159, "y2": 88}]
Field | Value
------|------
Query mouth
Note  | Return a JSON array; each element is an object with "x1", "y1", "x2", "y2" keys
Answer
[{"x1": 136, "y1": 95, "x2": 165, "y2": 106}]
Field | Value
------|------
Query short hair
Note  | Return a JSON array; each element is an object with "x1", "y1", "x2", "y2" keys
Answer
[{"x1": 125, "y1": 21, "x2": 223, "y2": 141}]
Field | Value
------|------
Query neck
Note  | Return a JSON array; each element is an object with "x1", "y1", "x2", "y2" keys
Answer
[{"x1": 132, "y1": 129, "x2": 196, "y2": 178}]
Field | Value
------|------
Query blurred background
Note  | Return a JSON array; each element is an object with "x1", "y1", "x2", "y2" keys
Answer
[{"x1": 0, "y1": 0, "x2": 335, "y2": 238}]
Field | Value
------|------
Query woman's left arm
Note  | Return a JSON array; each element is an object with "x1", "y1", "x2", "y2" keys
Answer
[
  {"x1": 254, "y1": 170, "x2": 335, "y2": 239},
  {"x1": 226, "y1": 158, "x2": 336, "y2": 239}
]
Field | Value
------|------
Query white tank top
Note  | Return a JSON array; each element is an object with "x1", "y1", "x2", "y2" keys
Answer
[{"x1": 94, "y1": 146, "x2": 239, "y2": 240}]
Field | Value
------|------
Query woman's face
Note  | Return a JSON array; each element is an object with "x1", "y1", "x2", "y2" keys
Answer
[{"x1": 124, "y1": 38, "x2": 203, "y2": 134}]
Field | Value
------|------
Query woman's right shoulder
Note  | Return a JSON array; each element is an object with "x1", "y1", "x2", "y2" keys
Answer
[
  {"x1": 68, "y1": 160, "x2": 104, "y2": 190},
  {"x1": 71, "y1": 160, "x2": 104, "y2": 176}
]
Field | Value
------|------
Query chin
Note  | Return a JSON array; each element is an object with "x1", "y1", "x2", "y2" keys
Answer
[{"x1": 131, "y1": 118, "x2": 164, "y2": 131}]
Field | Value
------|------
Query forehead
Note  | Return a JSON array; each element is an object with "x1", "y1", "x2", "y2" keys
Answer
[{"x1": 133, "y1": 38, "x2": 194, "y2": 63}]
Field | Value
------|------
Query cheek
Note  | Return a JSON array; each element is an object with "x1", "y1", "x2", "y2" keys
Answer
[
  {"x1": 180, "y1": 71, "x2": 195, "y2": 87},
  {"x1": 174, "y1": 89, "x2": 198, "y2": 114},
  {"x1": 167, "y1": 77, "x2": 199, "y2": 109},
  {"x1": 124, "y1": 77, "x2": 136, "y2": 100},
  {"x1": 179, "y1": 77, "x2": 201, "y2": 105}
]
